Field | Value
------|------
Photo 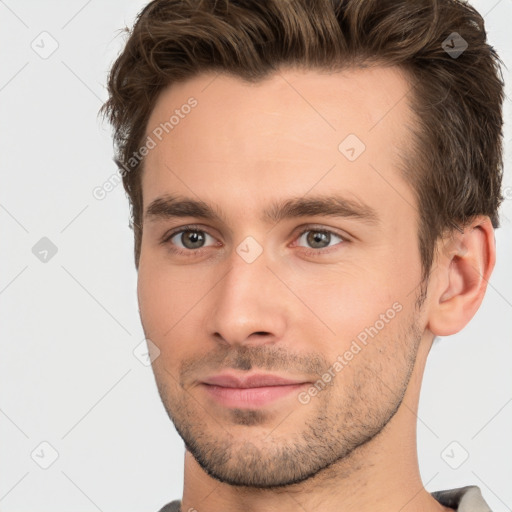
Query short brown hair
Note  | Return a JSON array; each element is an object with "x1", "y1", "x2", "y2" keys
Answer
[{"x1": 102, "y1": 0, "x2": 505, "y2": 289}]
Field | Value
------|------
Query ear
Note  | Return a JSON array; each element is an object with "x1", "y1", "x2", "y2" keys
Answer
[{"x1": 426, "y1": 216, "x2": 496, "y2": 337}]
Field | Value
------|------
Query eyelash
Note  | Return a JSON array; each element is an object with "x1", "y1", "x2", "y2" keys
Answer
[{"x1": 160, "y1": 223, "x2": 347, "y2": 258}]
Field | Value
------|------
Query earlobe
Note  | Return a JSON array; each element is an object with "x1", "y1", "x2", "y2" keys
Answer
[{"x1": 426, "y1": 216, "x2": 496, "y2": 337}]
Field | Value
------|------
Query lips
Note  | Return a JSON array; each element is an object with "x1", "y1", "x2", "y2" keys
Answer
[
  {"x1": 202, "y1": 373, "x2": 307, "y2": 388},
  {"x1": 200, "y1": 372, "x2": 310, "y2": 408}
]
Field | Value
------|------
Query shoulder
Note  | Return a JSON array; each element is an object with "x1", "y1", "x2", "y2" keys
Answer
[
  {"x1": 156, "y1": 499, "x2": 182, "y2": 512},
  {"x1": 432, "y1": 485, "x2": 492, "y2": 512}
]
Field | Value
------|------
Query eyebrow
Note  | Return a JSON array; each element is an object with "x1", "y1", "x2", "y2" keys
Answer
[{"x1": 144, "y1": 193, "x2": 379, "y2": 226}]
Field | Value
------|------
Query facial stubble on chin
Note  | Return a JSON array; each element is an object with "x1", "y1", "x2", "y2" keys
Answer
[{"x1": 151, "y1": 315, "x2": 423, "y2": 489}]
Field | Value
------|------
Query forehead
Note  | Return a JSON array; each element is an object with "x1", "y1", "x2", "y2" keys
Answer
[{"x1": 142, "y1": 65, "x2": 417, "y2": 225}]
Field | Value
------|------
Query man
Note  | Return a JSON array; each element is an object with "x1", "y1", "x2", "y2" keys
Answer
[{"x1": 102, "y1": 0, "x2": 505, "y2": 510}]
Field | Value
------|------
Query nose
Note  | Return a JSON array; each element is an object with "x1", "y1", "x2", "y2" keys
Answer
[{"x1": 205, "y1": 245, "x2": 289, "y2": 347}]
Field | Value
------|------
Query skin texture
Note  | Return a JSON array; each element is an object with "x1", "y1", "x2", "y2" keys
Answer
[{"x1": 136, "y1": 66, "x2": 495, "y2": 512}]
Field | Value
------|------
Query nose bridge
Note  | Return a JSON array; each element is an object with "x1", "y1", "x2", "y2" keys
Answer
[{"x1": 206, "y1": 243, "x2": 287, "y2": 344}]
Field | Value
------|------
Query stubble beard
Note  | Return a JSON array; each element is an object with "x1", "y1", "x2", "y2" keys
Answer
[{"x1": 152, "y1": 313, "x2": 422, "y2": 488}]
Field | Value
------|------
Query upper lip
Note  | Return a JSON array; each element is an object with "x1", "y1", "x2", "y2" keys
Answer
[{"x1": 201, "y1": 373, "x2": 308, "y2": 388}]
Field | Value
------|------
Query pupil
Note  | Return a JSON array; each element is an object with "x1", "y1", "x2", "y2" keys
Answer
[
  {"x1": 307, "y1": 231, "x2": 329, "y2": 248},
  {"x1": 183, "y1": 230, "x2": 204, "y2": 249}
]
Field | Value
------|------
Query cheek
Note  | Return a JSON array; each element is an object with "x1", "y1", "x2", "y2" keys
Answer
[
  {"x1": 137, "y1": 253, "x2": 200, "y2": 329},
  {"x1": 290, "y1": 273, "x2": 412, "y2": 377},
  {"x1": 289, "y1": 267, "x2": 404, "y2": 343},
  {"x1": 136, "y1": 256, "x2": 192, "y2": 345},
  {"x1": 137, "y1": 257, "x2": 213, "y2": 369},
  {"x1": 137, "y1": 263, "x2": 167, "y2": 332}
]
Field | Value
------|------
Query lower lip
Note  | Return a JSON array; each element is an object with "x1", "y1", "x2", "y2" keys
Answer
[{"x1": 201, "y1": 383, "x2": 307, "y2": 408}]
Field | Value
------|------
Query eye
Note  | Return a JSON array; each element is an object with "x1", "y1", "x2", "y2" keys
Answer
[
  {"x1": 160, "y1": 224, "x2": 347, "y2": 258},
  {"x1": 294, "y1": 227, "x2": 346, "y2": 255},
  {"x1": 161, "y1": 225, "x2": 218, "y2": 255}
]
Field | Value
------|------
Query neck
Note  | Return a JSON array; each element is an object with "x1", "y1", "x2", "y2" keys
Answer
[{"x1": 179, "y1": 338, "x2": 452, "y2": 512}]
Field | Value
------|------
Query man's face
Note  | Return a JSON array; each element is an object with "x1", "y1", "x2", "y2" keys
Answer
[{"x1": 137, "y1": 66, "x2": 429, "y2": 487}]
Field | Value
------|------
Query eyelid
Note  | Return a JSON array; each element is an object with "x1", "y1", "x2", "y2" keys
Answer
[
  {"x1": 160, "y1": 223, "x2": 220, "y2": 246},
  {"x1": 293, "y1": 224, "x2": 349, "y2": 242},
  {"x1": 291, "y1": 225, "x2": 347, "y2": 255}
]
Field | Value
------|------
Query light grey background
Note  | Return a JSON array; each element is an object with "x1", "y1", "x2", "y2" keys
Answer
[{"x1": 0, "y1": 1, "x2": 511, "y2": 511}]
